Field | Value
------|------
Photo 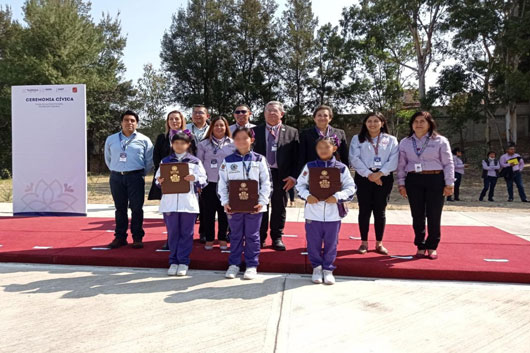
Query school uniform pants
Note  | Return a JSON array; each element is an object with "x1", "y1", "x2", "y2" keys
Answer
[
  {"x1": 260, "y1": 168, "x2": 288, "y2": 243},
  {"x1": 405, "y1": 172, "x2": 445, "y2": 251},
  {"x1": 452, "y1": 172, "x2": 462, "y2": 200},
  {"x1": 305, "y1": 220, "x2": 341, "y2": 271},
  {"x1": 109, "y1": 171, "x2": 145, "y2": 241},
  {"x1": 164, "y1": 212, "x2": 197, "y2": 265},
  {"x1": 505, "y1": 171, "x2": 527, "y2": 201},
  {"x1": 354, "y1": 173, "x2": 394, "y2": 241},
  {"x1": 228, "y1": 213, "x2": 263, "y2": 268},
  {"x1": 201, "y1": 182, "x2": 228, "y2": 242},
  {"x1": 479, "y1": 176, "x2": 498, "y2": 200}
]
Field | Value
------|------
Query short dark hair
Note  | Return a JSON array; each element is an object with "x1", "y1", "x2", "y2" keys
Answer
[
  {"x1": 507, "y1": 142, "x2": 516, "y2": 149},
  {"x1": 358, "y1": 112, "x2": 389, "y2": 143},
  {"x1": 487, "y1": 151, "x2": 496, "y2": 157},
  {"x1": 192, "y1": 104, "x2": 209, "y2": 113},
  {"x1": 234, "y1": 104, "x2": 251, "y2": 112},
  {"x1": 121, "y1": 110, "x2": 139, "y2": 123},
  {"x1": 205, "y1": 116, "x2": 232, "y2": 139},
  {"x1": 233, "y1": 127, "x2": 255, "y2": 139},
  {"x1": 408, "y1": 111, "x2": 438, "y2": 137},
  {"x1": 313, "y1": 105, "x2": 334, "y2": 119},
  {"x1": 452, "y1": 147, "x2": 461, "y2": 155},
  {"x1": 171, "y1": 131, "x2": 192, "y2": 144}
]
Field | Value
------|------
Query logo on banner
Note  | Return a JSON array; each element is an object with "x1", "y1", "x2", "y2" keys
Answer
[{"x1": 72, "y1": 87, "x2": 78, "y2": 93}]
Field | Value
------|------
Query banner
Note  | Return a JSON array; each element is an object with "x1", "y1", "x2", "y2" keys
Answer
[{"x1": 11, "y1": 84, "x2": 87, "y2": 216}]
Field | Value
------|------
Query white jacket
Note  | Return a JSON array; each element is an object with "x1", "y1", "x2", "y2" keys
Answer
[
  {"x1": 217, "y1": 151, "x2": 272, "y2": 212},
  {"x1": 155, "y1": 153, "x2": 208, "y2": 214},
  {"x1": 296, "y1": 158, "x2": 356, "y2": 222}
]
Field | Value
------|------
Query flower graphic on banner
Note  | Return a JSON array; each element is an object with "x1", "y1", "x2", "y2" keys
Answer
[{"x1": 21, "y1": 179, "x2": 78, "y2": 212}]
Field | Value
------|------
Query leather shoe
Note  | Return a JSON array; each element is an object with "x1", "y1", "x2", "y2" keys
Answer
[
  {"x1": 107, "y1": 238, "x2": 127, "y2": 249},
  {"x1": 131, "y1": 241, "x2": 144, "y2": 249},
  {"x1": 272, "y1": 239, "x2": 286, "y2": 251}
]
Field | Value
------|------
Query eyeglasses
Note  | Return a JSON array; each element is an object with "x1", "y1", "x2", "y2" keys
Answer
[{"x1": 234, "y1": 110, "x2": 248, "y2": 114}]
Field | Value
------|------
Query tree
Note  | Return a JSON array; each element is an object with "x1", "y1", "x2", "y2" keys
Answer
[
  {"x1": 135, "y1": 63, "x2": 169, "y2": 127},
  {"x1": 0, "y1": 0, "x2": 134, "y2": 172},
  {"x1": 341, "y1": 0, "x2": 449, "y2": 103},
  {"x1": 448, "y1": 0, "x2": 530, "y2": 144},
  {"x1": 280, "y1": 0, "x2": 317, "y2": 127}
]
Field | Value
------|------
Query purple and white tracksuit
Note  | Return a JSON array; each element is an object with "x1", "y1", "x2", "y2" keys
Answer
[
  {"x1": 296, "y1": 158, "x2": 356, "y2": 271},
  {"x1": 217, "y1": 151, "x2": 272, "y2": 267},
  {"x1": 155, "y1": 152, "x2": 208, "y2": 265}
]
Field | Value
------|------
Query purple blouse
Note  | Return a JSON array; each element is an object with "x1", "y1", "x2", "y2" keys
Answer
[{"x1": 397, "y1": 133, "x2": 455, "y2": 186}]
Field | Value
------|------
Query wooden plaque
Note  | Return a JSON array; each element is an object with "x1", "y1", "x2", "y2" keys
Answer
[
  {"x1": 309, "y1": 167, "x2": 342, "y2": 201},
  {"x1": 160, "y1": 162, "x2": 190, "y2": 194},
  {"x1": 229, "y1": 180, "x2": 259, "y2": 213}
]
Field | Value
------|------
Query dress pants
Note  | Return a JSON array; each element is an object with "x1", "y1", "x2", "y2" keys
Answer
[
  {"x1": 354, "y1": 173, "x2": 393, "y2": 241},
  {"x1": 109, "y1": 171, "x2": 145, "y2": 241},
  {"x1": 505, "y1": 171, "x2": 527, "y2": 201},
  {"x1": 202, "y1": 182, "x2": 228, "y2": 242},
  {"x1": 405, "y1": 173, "x2": 445, "y2": 250},
  {"x1": 260, "y1": 168, "x2": 287, "y2": 243},
  {"x1": 479, "y1": 176, "x2": 497, "y2": 201}
]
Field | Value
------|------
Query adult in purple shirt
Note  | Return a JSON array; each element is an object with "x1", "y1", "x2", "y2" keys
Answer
[
  {"x1": 479, "y1": 151, "x2": 500, "y2": 202},
  {"x1": 499, "y1": 143, "x2": 527, "y2": 202},
  {"x1": 447, "y1": 147, "x2": 467, "y2": 201},
  {"x1": 196, "y1": 116, "x2": 236, "y2": 250},
  {"x1": 397, "y1": 111, "x2": 454, "y2": 260}
]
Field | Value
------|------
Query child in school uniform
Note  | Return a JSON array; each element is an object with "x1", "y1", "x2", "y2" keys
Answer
[
  {"x1": 218, "y1": 128, "x2": 272, "y2": 280},
  {"x1": 156, "y1": 131, "x2": 208, "y2": 276},
  {"x1": 296, "y1": 136, "x2": 356, "y2": 285}
]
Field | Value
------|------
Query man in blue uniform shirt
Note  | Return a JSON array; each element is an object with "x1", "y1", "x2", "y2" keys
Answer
[{"x1": 104, "y1": 110, "x2": 154, "y2": 249}]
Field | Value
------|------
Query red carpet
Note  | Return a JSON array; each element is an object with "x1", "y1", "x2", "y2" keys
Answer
[{"x1": 1, "y1": 216, "x2": 529, "y2": 284}]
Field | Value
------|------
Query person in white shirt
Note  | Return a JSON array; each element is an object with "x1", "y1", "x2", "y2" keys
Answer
[
  {"x1": 297, "y1": 136, "x2": 356, "y2": 285},
  {"x1": 155, "y1": 131, "x2": 208, "y2": 276}
]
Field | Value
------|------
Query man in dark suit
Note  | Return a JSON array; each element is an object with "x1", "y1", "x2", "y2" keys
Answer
[
  {"x1": 298, "y1": 105, "x2": 349, "y2": 174},
  {"x1": 253, "y1": 101, "x2": 299, "y2": 251}
]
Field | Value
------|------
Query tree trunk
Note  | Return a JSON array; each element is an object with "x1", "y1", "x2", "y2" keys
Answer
[{"x1": 505, "y1": 103, "x2": 517, "y2": 144}]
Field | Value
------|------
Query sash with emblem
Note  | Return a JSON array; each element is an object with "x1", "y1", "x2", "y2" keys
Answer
[
  {"x1": 160, "y1": 163, "x2": 190, "y2": 194},
  {"x1": 309, "y1": 167, "x2": 342, "y2": 201},
  {"x1": 228, "y1": 180, "x2": 259, "y2": 213}
]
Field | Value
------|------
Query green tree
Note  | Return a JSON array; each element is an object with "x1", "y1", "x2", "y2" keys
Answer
[
  {"x1": 280, "y1": 0, "x2": 317, "y2": 127},
  {"x1": 134, "y1": 63, "x2": 169, "y2": 128},
  {"x1": 0, "y1": 0, "x2": 134, "y2": 172}
]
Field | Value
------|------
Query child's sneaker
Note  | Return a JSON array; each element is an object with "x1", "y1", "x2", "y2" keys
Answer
[
  {"x1": 243, "y1": 267, "x2": 257, "y2": 280},
  {"x1": 323, "y1": 270, "x2": 335, "y2": 285},
  {"x1": 225, "y1": 265, "x2": 239, "y2": 279},
  {"x1": 176, "y1": 264, "x2": 188, "y2": 276},
  {"x1": 311, "y1": 266, "x2": 323, "y2": 284},
  {"x1": 168, "y1": 264, "x2": 178, "y2": 276}
]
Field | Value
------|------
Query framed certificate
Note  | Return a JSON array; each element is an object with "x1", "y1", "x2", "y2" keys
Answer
[
  {"x1": 309, "y1": 167, "x2": 342, "y2": 201},
  {"x1": 160, "y1": 162, "x2": 190, "y2": 194},
  {"x1": 228, "y1": 180, "x2": 259, "y2": 213}
]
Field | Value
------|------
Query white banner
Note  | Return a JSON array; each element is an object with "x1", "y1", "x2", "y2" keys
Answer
[{"x1": 11, "y1": 84, "x2": 87, "y2": 216}]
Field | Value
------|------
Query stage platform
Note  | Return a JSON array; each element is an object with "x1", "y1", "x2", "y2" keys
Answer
[{"x1": 0, "y1": 216, "x2": 529, "y2": 284}]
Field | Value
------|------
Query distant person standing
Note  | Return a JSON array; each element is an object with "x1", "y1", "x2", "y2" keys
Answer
[
  {"x1": 229, "y1": 104, "x2": 256, "y2": 134},
  {"x1": 479, "y1": 151, "x2": 500, "y2": 202},
  {"x1": 187, "y1": 104, "x2": 210, "y2": 146},
  {"x1": 447, "y1": 147, "x2": 466, "y2": 201},
  {"x1": 397, "y1": 111, "x2": 454, "y2": 260},
  {"x1": 500, "y1": 144, "x2": 528, "y2": 202},
  {"x1": 104, "y1": 110, "x2": 154, "y2": 249}
]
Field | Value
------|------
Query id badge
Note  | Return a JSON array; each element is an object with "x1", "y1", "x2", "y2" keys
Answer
[
  {"x1": 373, "y1": 157, "x2": 382, "y2": 167},
  {"x1": 414, "y1": 163, "x2": 423, "y2": 173},
  {"x1": 271, "y1": 143, "x2": 278, "y2": 152},
  {"x1": 210, "y1": 159, "x2": 218, "y2": 169},
  {"x1": 119, "y1": 152, "x2": 127, "y2": 163}
]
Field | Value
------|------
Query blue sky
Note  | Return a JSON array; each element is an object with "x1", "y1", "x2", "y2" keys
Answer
[{"x1": 3, "y1": 0, "x2": 354, "y2": 83}]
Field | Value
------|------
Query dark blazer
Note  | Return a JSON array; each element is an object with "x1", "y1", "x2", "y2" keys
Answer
[
  {"x1": 147, "y1": 132, "x2": 198, "y2": 200},
  {"x1": 298, "y1": 125, "x2": 349, "y2": 174},
  {"x1": 252, "y1": 124, "x2": 300, "y2": 180}
]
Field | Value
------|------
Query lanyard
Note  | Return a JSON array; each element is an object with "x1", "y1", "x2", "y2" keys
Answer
[
  {"x1": 369, "y1": 133, "x2": 381, "y2": 156},
  {"x1": 412, "y1": 135, "x2": 429, "y2": 157},
  {"x1": 211, "y1": 137, "x2": 225, "y2": 155},
  {"x1": 119, "y1": 132, "x2": 136, "y2": 151},
  {"x1": 241, "y1": 153, "x2": 252, "y2": 179}
]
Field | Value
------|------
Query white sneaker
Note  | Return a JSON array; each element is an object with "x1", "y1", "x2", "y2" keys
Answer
[
  {"x1": 225, "y1": 265, "x2": 239, "y2": 279},
  {"x1": 168, "y1": 264, "x2": 178, "y2": 276},
  {"x1": 311, "y1": 266, "x2": 323, "y2": 284},
  {"x1": 243, "y1": 267, "x2": 258, "y2": 280},
  {"x1": 323, "y1": 270, "x2": 335, "y2": 285},
  {"x1": 176, "y1": 264, "x2": 188, "y2": 276}
]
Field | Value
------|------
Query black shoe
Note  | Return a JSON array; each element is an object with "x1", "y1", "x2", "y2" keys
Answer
[
  {"x1": 479, "y1": 198, "x2": 484, "y2": 201},
  {"x1": 488, "y1": 199, "x2": 494, "y2": 202},
  {"x1": 108, "y1": 238, "x2": 128, "y2": 249},
  {"x1": 454, "y1": 198, "x2": 460, "y2": 201},
  {"x1": 131, "y1": 241, "x2": 144, "y2": 249},
  {"x1": 199, "y1": 234, "x2": 206, "y2": 244},
  {"x1": 523, "y1": 199, "x2": 529, "y2": 203},
  {"x1": 272, "y1": 239, "x2": 286, "y2": 251},
  {"x1": 508, "y1": 199, "x2": 513, "y2": 202},
  {"x1": 161, "y1": 242, "x2": 169, "y2": 251},
  {"x1": 446, "y1": 197, "x2": 453, "y2": 202}
]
